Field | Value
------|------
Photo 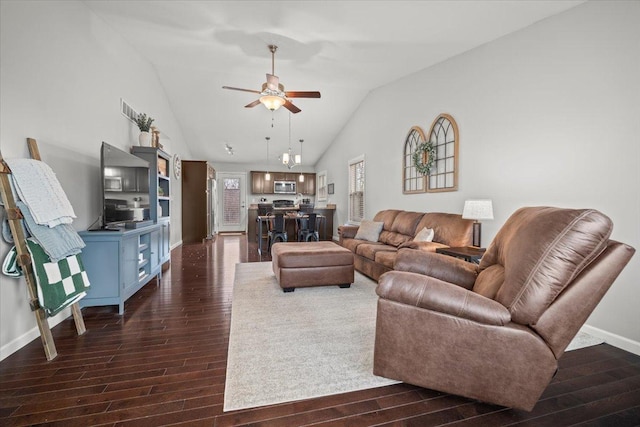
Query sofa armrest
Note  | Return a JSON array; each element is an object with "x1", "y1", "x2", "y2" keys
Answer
[
  {"x1": 377, "y1": 271, "x2": 511, "y2": 326},
  {"x1": 394, "y1": 248, "x2": 478, "y2": 290},
  {"x1": 338, "y1": 225, "x2": 359, "y2": 244}
]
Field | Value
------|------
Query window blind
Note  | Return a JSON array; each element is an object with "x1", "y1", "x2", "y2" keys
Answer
[{"x1": 348, "y1": 157, "x2": 365, "y2": 223}]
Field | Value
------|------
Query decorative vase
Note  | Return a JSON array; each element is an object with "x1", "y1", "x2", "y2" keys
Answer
[{"x1": 138, "y1": 131, "x2": 151, "y2": 147}]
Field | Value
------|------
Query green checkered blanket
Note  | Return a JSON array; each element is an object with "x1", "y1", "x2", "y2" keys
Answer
[{"x1": 2, "y1": 239, "x2": 90, "y2": 316}]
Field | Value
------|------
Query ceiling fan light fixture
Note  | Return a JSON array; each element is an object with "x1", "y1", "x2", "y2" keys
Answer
[{"x1": 260, "y1": 95, "x2": 285, "y2": 111}]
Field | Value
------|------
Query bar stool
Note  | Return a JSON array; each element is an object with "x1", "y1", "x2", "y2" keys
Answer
[
  {"x1": 267, "y1": 213, "x2": 287, "y2": 253},
  {"x1": 297, "y1": 213, "x2": 320, "y2": 242}
]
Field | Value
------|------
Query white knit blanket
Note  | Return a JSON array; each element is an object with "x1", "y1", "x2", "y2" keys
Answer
[{"x1": 5, "y1": 159, "x2": 76, "y2": 227}]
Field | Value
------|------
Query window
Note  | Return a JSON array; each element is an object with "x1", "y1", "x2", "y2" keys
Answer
[
  {"x1": 427, "y1": 114, "x2": 458, "y2": 192},
  {"x1": 403, "y1": 126, "x2": 426, "y2": 194},
  {"x1": 222, "y1": 177, "x2": 240, "y2": 224},
  {"x1": 317, "y1": 170, "x2": 327, "y2": 201},
  {"x1": 403, "y1": 114, "x2": 459, "y2": 194},
  {"x1": 348, "y1": 155, "x2": 365, "y2": 223}
]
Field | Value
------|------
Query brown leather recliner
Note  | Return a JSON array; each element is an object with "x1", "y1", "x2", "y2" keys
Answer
[{"x1": 373, "y1": 207, "x2": 635, "y2": 411}]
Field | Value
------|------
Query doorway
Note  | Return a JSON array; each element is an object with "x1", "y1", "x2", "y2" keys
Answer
[{"x1": 217, "y1": 172, "x2": 247, "y2": 233}]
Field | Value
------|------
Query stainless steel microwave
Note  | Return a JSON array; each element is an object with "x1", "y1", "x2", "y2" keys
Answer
[{"x1": 274, "y1": 180, "x2": 296, "y2": 194}]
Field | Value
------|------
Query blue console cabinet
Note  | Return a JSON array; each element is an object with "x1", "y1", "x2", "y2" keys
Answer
[{"x1": 79, "y1": 224, "x2": 162, "y2": 314}]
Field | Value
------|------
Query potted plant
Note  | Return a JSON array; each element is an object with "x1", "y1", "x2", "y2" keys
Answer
[{"x1": 135, "y1": 113, "x2": 155, "y2": 146}]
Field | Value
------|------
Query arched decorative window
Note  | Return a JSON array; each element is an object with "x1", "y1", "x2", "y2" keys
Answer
[
  {"x1": 427, "y1": 114, "x2": 458, "y2": 192},
  {"x1": 402, "y1": 126, "x2": 426, "y2": 194},
  {"x1": 403, "y1": 114, "x2": 459, "y2": 194}
]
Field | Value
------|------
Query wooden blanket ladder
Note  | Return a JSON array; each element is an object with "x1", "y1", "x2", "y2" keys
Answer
[{"x1": 0, "y1": 138, "x2": 86, "y2": 361}]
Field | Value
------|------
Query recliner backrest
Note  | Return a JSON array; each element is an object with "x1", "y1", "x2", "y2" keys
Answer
[
  {"x1": 379, "y1": 211, "x2": 424, "y2": 247},
  {"x1": 415, "y1": 212, "x2": 474, "y2": 247},
  {"x1": 474, "y1": 207, "x2": 613, "y2": 325}
]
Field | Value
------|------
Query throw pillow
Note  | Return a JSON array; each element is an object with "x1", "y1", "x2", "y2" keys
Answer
[
  {"x1": 354, "y1": 220, "x2": 384, "y2": 242},
  {"x1": 414, "y1": 227, "x2": 434, "y2": 242}
]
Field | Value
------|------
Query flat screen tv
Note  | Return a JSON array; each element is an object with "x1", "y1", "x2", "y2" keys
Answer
[{"x1": 100, "y1": 142, "x2": 151, "y2": 229}]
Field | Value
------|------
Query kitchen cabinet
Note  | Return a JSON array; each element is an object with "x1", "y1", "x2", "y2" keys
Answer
[
  {"x1": 299, "y1": 173, "x2": 316, "y2": 195},
  {"x1": 251, "y1": 171, "x2": 272, "y2": 194},
  {"x1": 250, "y1": 171, "x2": 315, "y2": 195}
]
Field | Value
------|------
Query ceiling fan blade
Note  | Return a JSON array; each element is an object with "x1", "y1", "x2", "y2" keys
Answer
[
  {"x1": 283, "y1": 100, "x2": 301, "y2": 114},
  {"x1": 285, "y1": 91, "x2": 321, "y2": 98},
  {"x1": 222, "y1": 86, "x2": 261, "y2": 94},
  {"x1": 244, "y1": 99, "x2": 261, "y2": 108},
  {"x1": 266, "y1": 74, "x2": 280, "y2": 91}
]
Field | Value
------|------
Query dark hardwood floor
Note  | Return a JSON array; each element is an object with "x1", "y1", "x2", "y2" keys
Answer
[{"x1": 1, "y1": 234, "x2": 639, "y2": 426}]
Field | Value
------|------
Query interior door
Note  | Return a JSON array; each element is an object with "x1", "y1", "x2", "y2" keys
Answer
[{"x1": 217, "y1": 172, "x2": 246, "y2": 233}]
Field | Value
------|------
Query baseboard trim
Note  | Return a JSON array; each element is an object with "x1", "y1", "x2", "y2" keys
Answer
[
  {"x1": 581, "y1": 324, "x2": 640, "y2": 356},
  {"x1": 0, "y1": 307, "x2": 71, "y2": 362}
]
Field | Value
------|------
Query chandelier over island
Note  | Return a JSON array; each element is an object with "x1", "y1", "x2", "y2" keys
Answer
[{"x1": 282, "y1": 113, "x2": 302, "y2": 169}]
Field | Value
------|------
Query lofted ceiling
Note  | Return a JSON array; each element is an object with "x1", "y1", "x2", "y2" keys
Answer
[{"x1": 84, "y1": 0, "x2": 583, "y2": 166}]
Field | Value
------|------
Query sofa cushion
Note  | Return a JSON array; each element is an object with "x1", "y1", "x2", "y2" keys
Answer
[
  {"x1": 398, "y1": 241, "x2": 448, "y2": 252},
  {"x1": 378, "y1": 230, "x2": 412, "y2": 247},
  {"x1": 415, "y1": 213, "x2": 474, "y2": 247},
  {"x1": 373, "y1": 210, "x2": 402, "y2": 232},
  {"x1": 481, "y1": 207, "x2": 613, "y2": 325},
  {"x1": 379, "y1": 211, "x2": 424, "y2": 247},
  {"x1": 375, "y1": 250, "x2": 397, "y2": 269},
  {"x1": 341, "y1": 238, "x2": 368, "y2": 253},
  {"x1": 356, "y1": 242, "x2": 397, "y2": 261},
  {"x1": 354, "y1": 220, "x2": 384, "y2": 242}
]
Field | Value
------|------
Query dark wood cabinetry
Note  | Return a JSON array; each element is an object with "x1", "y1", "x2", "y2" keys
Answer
[
  {"x1": 251, "y1": 171, "x2": 268, "y2": 194},
  {"x1": 182, "y1": 161, "x2": 216, "y2": 243},
  {"x1": 247, "y1": 205, "x2": 335, "y2": 243},
  {"x1": 250, "y1": 171, "x2": 316, "y2": 195}
]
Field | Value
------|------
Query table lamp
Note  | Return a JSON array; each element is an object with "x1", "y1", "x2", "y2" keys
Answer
[{"x1": 462, "y1": 199, "x2": 494, "y2": 248}]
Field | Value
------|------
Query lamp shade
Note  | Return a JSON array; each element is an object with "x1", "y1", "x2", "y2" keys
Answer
[
  {"x1": 260, "y1": 95, "x2": 285, "y2": 111},
  {"x1": 462, "y1": 200, "x2": 494, "y2": 220}
]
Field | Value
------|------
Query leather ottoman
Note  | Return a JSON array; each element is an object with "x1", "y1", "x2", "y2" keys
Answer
[{"x1": 271, "y1": 241, "x2": 355, "y2": 292}]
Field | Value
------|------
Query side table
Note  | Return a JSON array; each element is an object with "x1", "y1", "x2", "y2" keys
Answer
[{"x1": 436, "y1": 246, "x2": 486, "y2": 264}]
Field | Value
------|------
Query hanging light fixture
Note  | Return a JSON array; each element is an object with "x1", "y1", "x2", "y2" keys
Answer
[
  {"x1": 282, "y1": 113, "x2": 302, "y2": 169},
  {"x1": 298, "y1": 139, "x2": 305, "y2": 182},
  {"x1": 259, "y1": 94, "x2": 286, "y2": 111},
  {"x1": 260, "y1": 45, "x2": 286, "y2": 112},
  {"x1": 264, "y1": 137, "x2": 271, "y2": 181}
]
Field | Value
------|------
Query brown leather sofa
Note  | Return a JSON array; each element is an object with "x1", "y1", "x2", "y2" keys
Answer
[
  {"x1": 373, "y1": 207, "x2": 636, "y2": 411},
  {"x1": 338, "y1": 209, "x2": 474, "y2": 280}
]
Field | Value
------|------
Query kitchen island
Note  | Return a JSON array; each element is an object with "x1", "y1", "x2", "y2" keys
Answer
[{"x1": 247, "y1": 204, "x2": 336, "y2": 245}]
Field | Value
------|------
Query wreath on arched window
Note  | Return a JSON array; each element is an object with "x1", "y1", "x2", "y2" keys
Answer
[{"x1": 412, "y1": 141, "x2": 436, "y2": 175}]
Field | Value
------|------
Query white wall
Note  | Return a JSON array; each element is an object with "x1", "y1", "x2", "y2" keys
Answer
[
  {"x1": 0, "y1": 1, "x2": 193, "y2": 359},
  {"x1": 317, "y1": 1, "x2": 640, "y2": 348}
]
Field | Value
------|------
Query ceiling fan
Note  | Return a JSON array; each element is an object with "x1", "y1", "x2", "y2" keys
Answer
[{"x1": 222, "y1": 45, "x2": 321, "y2": 114}]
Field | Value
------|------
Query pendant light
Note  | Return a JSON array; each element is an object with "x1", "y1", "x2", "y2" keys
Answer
[
  {"x1": 265, "y1": 137, "x2": 271, "y2": 181},
  {"x1": 298, "y1": 139, "x2": 304, "y2": 182},
  {"x1": 282, "y1": 112, "x2": 302, "y2": 169}
]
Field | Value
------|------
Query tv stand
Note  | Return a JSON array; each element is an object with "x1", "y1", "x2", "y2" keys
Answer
[{"x1": 79, "y1": 224, "x2": 165, "y2": 314}]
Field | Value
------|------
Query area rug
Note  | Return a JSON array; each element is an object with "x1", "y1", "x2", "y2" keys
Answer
[
  {"x1": 223, "y1": 262, "x2": 399, "y2": 412},
  {"x1": 224, "y1": 262, "x2": 604, "y2": 412}
]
